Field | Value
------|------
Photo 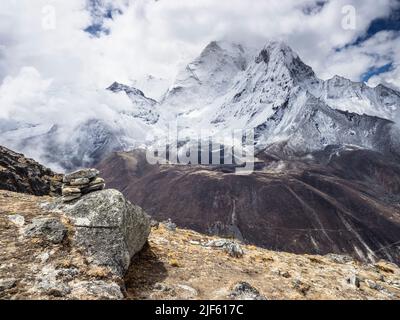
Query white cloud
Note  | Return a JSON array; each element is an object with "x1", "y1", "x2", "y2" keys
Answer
[
  {"x1": 1, "y1": 0, "x2": 398, "y2": 86},
  {"x1": 368, "y1": 65, "x2": 400, "y2": 90},
  {"x1": 0, "y1": 0, "x2": 399, "y2": 163}
]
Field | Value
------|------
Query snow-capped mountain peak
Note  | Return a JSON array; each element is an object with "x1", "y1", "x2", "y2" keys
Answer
[
  {"x1": 161, "y1": 40, "x2": 254, "y2": 113},
  {"x1": 158, "y1": 39, "x2": 400, "y2": 158},
  {"x1": 2, "y1": 40, "x2": 400, "y2": 170},
  {"x1": 255, "y1": 41, "x2": 316, "y2": 83},
  {"x1": 107, "y1": 82, "x2": 159, "y2": 125},
  {"x1": 107, "y1": 81, "x2": 157, "y2": 105},
  {"x1": 206, "y1": 40, "x2": 317, "y2": 129},
  {"x1": 307, "y1": 73, "x2": 400, "y2": 121}
]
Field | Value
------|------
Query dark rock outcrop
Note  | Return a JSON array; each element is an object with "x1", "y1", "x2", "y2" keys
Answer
[{"x1": 0, "y1": 145, "x2": 58, "y2": 196}]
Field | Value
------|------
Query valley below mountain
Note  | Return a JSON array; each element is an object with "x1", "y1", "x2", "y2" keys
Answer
[{"x1": 98, "y1": 147, "x2": 400, "y2": 265}]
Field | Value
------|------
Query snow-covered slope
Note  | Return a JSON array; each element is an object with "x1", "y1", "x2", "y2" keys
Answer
[
  {"x1": 107, "y1": 82, "x2": 159, "y2": 124},
  {"x1": 254, "y1": 89, "x2": 399, "y2": 157},
  {"x1": 130, "y1": 75, "x2": 171, "y2": 102},
  {"x1": 209, "y1": 41, "x2": 317, "y2": 129},
  {"x1": 162, "y1": 41, "x2": 254, "y2": 115},
  {"x1": 155, "y1": 40, "x2": 400, "y2": 158},
  {"x1": 308, "y1": 76, "x2": 400, "y2": 122},
  {"x1": 161, "y1": 40, "x2": 400, "y2": 130}
]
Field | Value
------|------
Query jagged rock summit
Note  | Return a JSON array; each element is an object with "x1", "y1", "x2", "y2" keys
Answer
[{"x1": 159, "y1": 40, "x2": 400, "y2": 158}]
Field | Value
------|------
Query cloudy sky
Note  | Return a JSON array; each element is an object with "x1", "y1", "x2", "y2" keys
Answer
[{"x1": 0, "y1": 0, "x2": 399, "y2": 124}]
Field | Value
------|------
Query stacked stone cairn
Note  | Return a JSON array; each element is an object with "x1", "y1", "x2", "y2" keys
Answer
[{"x1": 61, "y1": 169, "x2": 105, "y2": 202}]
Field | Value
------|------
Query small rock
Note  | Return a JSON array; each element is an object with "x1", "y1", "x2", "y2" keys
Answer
[
  {"x1": 80, "y1": 182, "x2": 105, "y2": 194},
  {"x1": 62, "y1": 187, "x2": 81, "y2": 196},
  {"x1": 224, "y1": 242, "x2": 244, "y2": 258},
  {"x1": 0, "y1": 278, "x2": 16, "y2": 291},
  {"x1": 57, "y1": 268, "x2": 80, "y2": 281},
  {"x1": 325, "y1": 253, "x2": 353, "y2": 264},
  {"x1": 63, "y1": 169, "x2": 99, "y2": 183},
  {"x1": 365, "y1": 279, "x2": 385, "y2": 291},
  {"x1": 177, "y1": 284, "x2": 198, "y2": 298},
  {"x1": 36, "y1": 276, "x2": 71, "y2": 297},
  {"x1": 164, "y1": 219, "x2": 177, "y2": 232},
  {"x1": 69, "y1": 178, "x2": 90, "y2": 186},
  {"x1": 23, "y1": 217, "x2": 67, "y2": 244},
  {"x1": 205, "y1": 239, "x2": 244, "y2": 258},
  {"x1": 365, "y1": 279, "x2": 394, "y2": 297},
  {"x1": 7, "y1": 214, "x2": 25, "y2": 227},
  {"x1": 35, "y1": 265, "x2": 78, "y2": 297},
  {"x1": 346, "y1": 273, "x2": 361, "y2": 288},
  {"x1": 62, "y1": 194, "x2": 82, "y2": 203},
  {"x1": 229, "y1": 282, "x2": 266, "y2": 300},
  {"x1": 205, "y1": 239, "x2": 231, "y2": 248},
  {"x1": 292, "y1": 279, "x2": 311, "y2": 295},
  {"x1": 70, "y1": 280, "x2": 123, "y2": 300},
  {"x1": 47, "y1": 284, "x2": 72, "y2": 297},
  {"x1": 154, "y1": 282, "x2": 174, "y2": 292},
  {"x1": 150, "y1": 219, "x2": 160, "y2": 228},
  {"x1": 88, "y1": 177, "x2": 105, "y2": 186},
  {"x1": 37, "y1": 251, "x2": 51, "y2": 263}
]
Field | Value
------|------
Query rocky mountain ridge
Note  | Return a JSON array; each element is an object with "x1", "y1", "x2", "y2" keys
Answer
[
  {"x1": 0, "y1": 145, "x2": 58, "y2": 196},
  {"x1": 157, "y1": 40, "x2": 400, "y2": 158}
]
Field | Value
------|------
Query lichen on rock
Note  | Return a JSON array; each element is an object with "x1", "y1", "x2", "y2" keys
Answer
[{"x1": 55, "y1": 189, "x2": 151, "y2": 276}]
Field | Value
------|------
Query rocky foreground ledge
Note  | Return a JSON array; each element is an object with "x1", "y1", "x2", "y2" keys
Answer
[
  {"x1": 0, "y1": 168, "x2": 151, "y2": 299},
  {"x1": 1, "y1": 187, "x2": 400, "y2": 300}
]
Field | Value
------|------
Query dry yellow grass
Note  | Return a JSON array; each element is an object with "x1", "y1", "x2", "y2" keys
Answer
[
  {"x1": 125, "y1": 224, "x2": 400, "y2": 300},
  {"x1": 1, "y1": 190, "x2": 400, "y2": 300}
]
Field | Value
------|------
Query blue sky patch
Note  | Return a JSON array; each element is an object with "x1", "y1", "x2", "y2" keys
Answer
[
  {"x1": 353, "y1": 5, "x2": 400, "y2": 47},
  {"x1": 361, "y1": 62, "x2": 394, "y2": 82},
  {"x1": 334, "y1": 5, "x2": 400, "y2": 82},
  {"x1": 84, "y1": 0, "x2": 123, "y2": 37}
]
